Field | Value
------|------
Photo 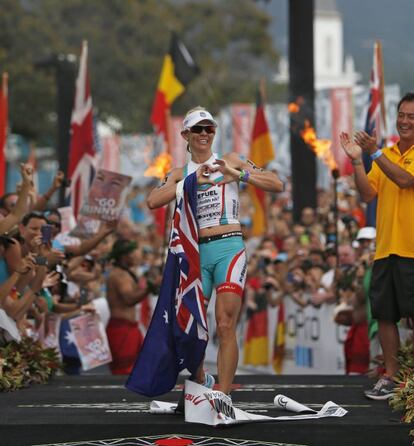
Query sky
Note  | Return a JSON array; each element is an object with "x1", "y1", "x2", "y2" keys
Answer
[{"x1": 261, "y1": 0, "x2": 413, "y2": 94}]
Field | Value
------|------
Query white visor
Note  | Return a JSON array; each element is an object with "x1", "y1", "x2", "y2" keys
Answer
[
  {"x1": 182, "y1": 109, "x2": 217, "y2": 131},
  {"x1": 356, "y1": 226, "x2": 376, "y2": 240}
]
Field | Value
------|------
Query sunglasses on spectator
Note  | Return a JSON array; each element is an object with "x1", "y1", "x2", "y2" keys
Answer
[{"x1": 190, "y1": 125, "x2": 216, "y2": 134}]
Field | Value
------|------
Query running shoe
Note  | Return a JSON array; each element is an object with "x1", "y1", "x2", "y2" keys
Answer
[
  {"x1": 175, "y1": 374, "x2": 215, "y2": 414},
  {"x1": 203, "y1": 373, "x2": 215, "y2": 389},
  {"x1": 364, "y1": 376, "x2": 396, "y2": 400}
]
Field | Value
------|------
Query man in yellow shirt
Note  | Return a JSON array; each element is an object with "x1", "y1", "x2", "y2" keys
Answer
[{"x1": 340, "y1": 92, "x2": 414, "y2": 400}]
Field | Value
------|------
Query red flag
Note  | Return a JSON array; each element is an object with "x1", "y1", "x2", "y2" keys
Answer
[
  {"x1": 151, "y1": 32, "x2": 199, "y2": 146},
  {"x1": 248, "y1": 88, "x2": 274, "y2": 236},
  {"x1": 0, "y1": 73, "x2": 8, "y2": 196},
  {"x1": 68, "y1": 41, "x2": 96, "y2": 217}
]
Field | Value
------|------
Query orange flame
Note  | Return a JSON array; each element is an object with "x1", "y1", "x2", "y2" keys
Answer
[
  {"x1": 144, "y1": 152, "x2": 172, "y2": 179},
  {"x1": 300, "y1": 120, "x2": 338, "y2": 171},
  {"x1": 288, "y1": 102, "x2": 300, "y2": 113}
]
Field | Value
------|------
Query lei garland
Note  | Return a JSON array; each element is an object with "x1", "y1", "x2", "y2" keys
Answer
[{"x1": 0, "y1": 337, "x2": 61, "y2": 391}]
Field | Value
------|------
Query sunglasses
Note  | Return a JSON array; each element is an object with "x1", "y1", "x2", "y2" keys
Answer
[{"x1": 190, "y1": 125, "x2": 216, "y2": 134}]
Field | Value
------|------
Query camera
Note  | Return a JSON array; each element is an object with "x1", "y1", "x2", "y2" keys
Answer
[
  {"x1": 79, "y1": 287, "x2": 89, "y2": 305},
  {"x1": 35, "y1": 255, "x2": 48, "y2": 266}
]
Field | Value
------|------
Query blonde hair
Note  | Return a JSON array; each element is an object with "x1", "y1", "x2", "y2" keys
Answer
[{"x1": 184, "y1": 105, "x2": 207, "y2": 118}]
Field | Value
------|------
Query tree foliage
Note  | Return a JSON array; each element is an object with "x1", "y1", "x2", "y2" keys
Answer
[{"x1": 0, "y1": 0, "x2": 279, "y2": 142}]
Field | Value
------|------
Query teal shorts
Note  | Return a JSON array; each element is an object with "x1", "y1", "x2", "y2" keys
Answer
[{"x1": 199, "y1": 234, "x2": 247, "y2": 299}]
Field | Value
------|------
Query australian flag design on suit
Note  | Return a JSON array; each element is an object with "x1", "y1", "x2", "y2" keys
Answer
[{"x1": 126, "y1": 172, "x2": 208, "y2": 397}]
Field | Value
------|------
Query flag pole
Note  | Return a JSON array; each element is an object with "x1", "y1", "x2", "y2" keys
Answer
[
  {"x1": 376, "y1": 40, "x2": 388, "y2": 139},
  {"x1": 162, "y1": 107, "x2": 172, "y2": 252}
]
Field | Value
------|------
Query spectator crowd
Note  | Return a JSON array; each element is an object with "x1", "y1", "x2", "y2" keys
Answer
[{"x1": 0, "y1": 162, "x2": 396, "y2": 381}]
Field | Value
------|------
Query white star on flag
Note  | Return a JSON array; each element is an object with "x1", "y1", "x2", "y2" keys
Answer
[
  {"x1": 163, "y1": 310, "x2": 169, "y2": 324},
  {"x1": 64, "y1": 330, "x2": 76, "y2": 345}
]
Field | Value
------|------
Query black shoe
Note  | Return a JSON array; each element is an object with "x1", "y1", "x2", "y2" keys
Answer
[{"x1": 175, "y1": 387, "x2": 185, "y2": 414}]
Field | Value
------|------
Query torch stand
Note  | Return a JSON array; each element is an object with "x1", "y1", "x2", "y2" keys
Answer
[{"x1": 331, "y1": 168, "x2": 340, "y2": 302}]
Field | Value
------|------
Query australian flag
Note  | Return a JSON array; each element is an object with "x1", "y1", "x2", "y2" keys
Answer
[{"x1": 126, "y1": 173, "x2": 208, "y2": 397}]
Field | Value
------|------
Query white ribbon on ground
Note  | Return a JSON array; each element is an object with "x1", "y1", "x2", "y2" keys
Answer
[{"x1": 150, "y1": 380, "x2": 348, "y2": 426}]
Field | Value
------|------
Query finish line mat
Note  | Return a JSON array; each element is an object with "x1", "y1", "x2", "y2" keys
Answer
[{"x1": 0, "y1": 375, "x2": 410, "y2": 446}]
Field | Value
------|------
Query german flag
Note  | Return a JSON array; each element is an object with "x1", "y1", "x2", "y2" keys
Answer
[
  {"x1": 0, "y1": 73, "x2": 8, "y2": 196},
  {"x1": 151, "y1": 32, "x2": 199, "y2": 142},
  {"x1": 243, "y1": 278, "x2": 269, "y2": 366},
  {"x1": 248, "y1": 88, "x2": 274, "y2": 236},
  {"x1": 272, "y1": 301, "x2": 285, "y2": 374}
]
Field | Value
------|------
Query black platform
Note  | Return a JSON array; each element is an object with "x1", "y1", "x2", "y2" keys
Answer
[{"x1": 0, "y1": 374, "x2": 411, "y2": 446}]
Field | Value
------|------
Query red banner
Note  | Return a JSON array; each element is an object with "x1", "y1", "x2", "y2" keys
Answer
[
  {"x1": 330, "y1": 88, "x2": 353, "y2": 176},
  {"x1": 231, "y1": 104, "x2": 253, "y2": 157},
  {"x1": 168, "y1": 116, "x2": 187, "y2": 168}
]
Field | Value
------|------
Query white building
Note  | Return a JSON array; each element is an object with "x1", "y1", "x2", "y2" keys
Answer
[{"x1": 273, "y1": 0, "x2": 361, "y2": 90}]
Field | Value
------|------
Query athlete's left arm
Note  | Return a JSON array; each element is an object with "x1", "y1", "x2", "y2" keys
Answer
[
  {"x1": 225, "y1": 153, "x2": 284, "y2": 192},
  {"x1": 373, "y1": 155, "x2": 414, "y2": 189}
]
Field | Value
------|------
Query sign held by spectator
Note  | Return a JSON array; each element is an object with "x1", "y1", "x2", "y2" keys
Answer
[
  {"x1": 80, "y1": 169, "x2": 132, "y2": 222},
  {"x1": 69, "y1": 313, "x2": 112, "y2": 371}
]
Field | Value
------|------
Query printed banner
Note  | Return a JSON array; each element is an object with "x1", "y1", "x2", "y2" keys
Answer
[
  {"x1": 205, "y1": 298, "x2": 348, "y2": 375},
  {"x1": 69, "y1": 214, "x2": 101, "y2": 238},
  {"x1": 80, "y1": 168, "x2": 132, "y2": 222},
  {"x1": 231, "y1": 104, "x2": 254, "y2": 157},
  {"x1": 57, "y1": 206, "x2": 77, "y2": 233},
  {"x1": 69, "y1": 313, "x2": 112, "y2": 371},
  {"x1": 282, "y1": 300, "x2": 348, "y2": 374},
  {"x1": 330, "y1": 87, "x2": 353, "y2": 176}
]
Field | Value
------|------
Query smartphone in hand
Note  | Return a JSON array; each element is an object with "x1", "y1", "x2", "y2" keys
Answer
[
  {"x1": 79, "y1": 287, "x2": 89, "y2": 306},
  {"x1": 41, "y1": 224, "x2": 53, "y2": 244}
]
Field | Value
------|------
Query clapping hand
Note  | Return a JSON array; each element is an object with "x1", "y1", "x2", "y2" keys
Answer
[
  {"x1": 339, "y1": 132, "x2": 362, "y2": 161},
  {"x1": 354, "y1": 130, "x2": 378, "y2": 154}
]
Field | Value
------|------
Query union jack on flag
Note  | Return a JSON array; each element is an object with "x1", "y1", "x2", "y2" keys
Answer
[
  {"x1": 68, "y1": 40, "x2": 97, "y2": 217},
  {"x1": 364, "y1": 40, "x2": 386, "y2": 227},
  {"x1": 365, "y1": 40, "x2": 387, "y2": 145},
  {"x1": 126, "y1": 172, "x2": 208, "y2": 397}
]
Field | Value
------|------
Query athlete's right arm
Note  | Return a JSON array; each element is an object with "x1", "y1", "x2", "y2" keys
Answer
[{"x1": 146, "y1": 168, "x2": 183, "y2": 209}]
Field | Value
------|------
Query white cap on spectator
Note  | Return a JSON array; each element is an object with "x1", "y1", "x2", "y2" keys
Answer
[
  {"x1": 356, "y1": 226, "x2": 376, "y2": 240},
  {"x1": 182, "y1": 109, "x2": 217, "y2": 131}
]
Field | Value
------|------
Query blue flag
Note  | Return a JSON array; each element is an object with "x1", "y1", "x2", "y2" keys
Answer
[
  {"x1": 59, "y1": 318, "x2": 79, "y2": 358},
  {"x1": 126, "y1": 173, "x2": 208, "y2": 397}
]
